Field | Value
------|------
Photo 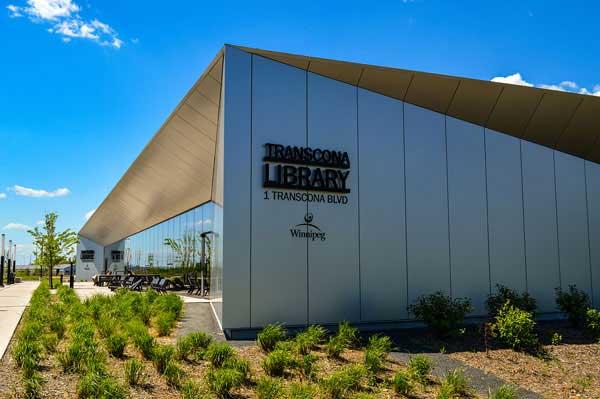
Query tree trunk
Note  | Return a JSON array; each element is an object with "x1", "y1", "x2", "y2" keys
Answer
[{"x1": 48, "y1": 264, "x2": 53, "y2": 289}]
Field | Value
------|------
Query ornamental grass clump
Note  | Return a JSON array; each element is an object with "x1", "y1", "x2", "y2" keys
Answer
[
  {"x1": 152, "y1": 344, "x2": 176, "y2": 374},
  {"x1": 106, "y1": 333, "x2": 127, "y2": 358},
  {"x1": 262, "y1": 348, "x2": 295, "y2": 377},
  {"x1": 555, "y1": 285, "x2": 590, "y2": 327},
  {"x1": 155, "y1": 311, "x2": 177, "y2": 336},
  {"x1": 438, "y1": 369, "x2": 470, "y2": 398},
  {"x1": 124, "y1": 359, "x2": 146, "y2": 386},
  {"x1": 207, "y1": 367, "x2": 245, "y2": 399},
  {"x1": 409, "y1": 291, "x2": 473, "y2": 336},
  {"x1": 407, "y1": 355, "x2": 434, "y2": 386},
  {"x1": 163, "y1": 360, "x2": 186, "y2": 388},
  {"x1": 257, "y1": 323, "x2": 287, "y2": 352},
  {"x1": 289, "y1": 383, "x2": 315, "y2": 399},
  {"x1": 205, "y1": 342, "x2": 236, "y2": 368},
  {"x1": 256, "y1": 376, "x2": 283, "y2": 399},
  {"x1": 177, "y1": 331, "x2": 214, "y2": 361},
  {"x1": 586, "y1": 308, "x2": 600, "y2": 337},
  {"x1": 392, "y1": 370, "x2": 413, "y2": 395},
  {"x1": 489, "y1": 385, "x2": 518, "y2": 399},
  {"x1": 320, "y1": 364, "x2": 366, "y2": 399},
  {"x1": 295, "y1": 325, "x2": 326, "y2": 354}
]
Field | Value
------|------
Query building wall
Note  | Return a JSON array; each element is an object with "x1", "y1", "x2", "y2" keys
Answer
[
  {"x1": 76, "y1": 236, "x2": 103, "y2": 281},
  {"x1": 218, "y1": 47, "x2": 600, "y2": 332}
]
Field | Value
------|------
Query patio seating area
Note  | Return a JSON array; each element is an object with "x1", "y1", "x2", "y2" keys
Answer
[{"x1": 92, "y1": 272, "x2": 211, "y2": 297}]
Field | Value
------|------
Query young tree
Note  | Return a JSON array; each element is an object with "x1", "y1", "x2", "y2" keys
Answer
[{"x1": 28, "y1": 212, "x2": 79, "y2": 289}]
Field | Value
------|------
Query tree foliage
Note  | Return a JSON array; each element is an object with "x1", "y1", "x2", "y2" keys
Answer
[{"x1": 28, "y1": 212, "x2": 78, "y2": 288}]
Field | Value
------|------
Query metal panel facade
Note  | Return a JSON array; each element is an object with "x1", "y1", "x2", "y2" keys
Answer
[
  {"x1": 585, "y1": 161, "x2": 600, "y2": 307},
  {"x1": 307, "y1": 72, "x2": 360, "y2": 324},
  {"x1": 521, "y1": 141, "x2": 560, "y2": 312},
  {"x1": 358, "y1": 88, "x2": 407, "y2": 321},
  {"x1": 222, "y1": 46, "x2": 252, "y2": 329},
  {"x1": 251, "y1": 56, "x2": 308, "y2": 326},
  {"x1": 555, "y1": 152, "x2": 592, "y2": 295},
  {"x1": 446, "y1": 117, "x2": 489, "y2": 314},
  {"x1": 485, "y1": 129, "x2": 526, "y2": 292},
  {"x1": 404, "y1": 103, "x2": 450, "y2": 303}
]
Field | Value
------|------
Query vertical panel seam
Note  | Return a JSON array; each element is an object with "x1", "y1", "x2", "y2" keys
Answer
[
  {"x1": 483, "y1": 129, "x2": 492, "y2": 297},
  {"x1": 520, "y1": 140, "x2": 529, "y2": 292},
  {"x1": 249, "y1": 54, "x2": 253, "y2": 328},
  {"x1": 445, "y1": 116, "x2": 452, "y2": 297},
  {"x1": 305, "y1": 66, "x2": 310, "y2": 326},
  {"x1": 403, "y1": 101, "x2": 409, "y2": 317},
  {"x1": 356, "y1": 86, "x2": 362, "y2": 321},
  {"x1": 584, "y1": 161, "x2": 594, "y2": 304},
  {"x1": 553, "y1": 151, "x2": 562, "y2": 290}
]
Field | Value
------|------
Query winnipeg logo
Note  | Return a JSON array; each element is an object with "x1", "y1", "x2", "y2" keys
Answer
[{"x1": 290, "y1": 213, "x2": 327, "y2": 241}]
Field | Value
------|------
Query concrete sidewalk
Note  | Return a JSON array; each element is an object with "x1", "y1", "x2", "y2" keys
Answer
[{"x1": 0, "y1": 281, "x2": 40, "y2": 359}]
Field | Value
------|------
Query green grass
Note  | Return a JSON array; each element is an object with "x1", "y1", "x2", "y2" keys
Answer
[
  {"x1": 257, "y1": 324, "x2": 287, "y2": 352},
  {"x1": 124, "y1": 359, "x2": 146, "y2": 386},
  {"x1": 408, "y1": 355, "x2": 434, "y2": 386}
]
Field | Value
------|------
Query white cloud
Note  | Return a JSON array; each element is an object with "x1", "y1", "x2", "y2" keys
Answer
[
  {"x1": 7, "y1": 0, "x2": 123, "y2": 48},
  {"x1": 491, "y1": 73, "x2": 600, "y2": 97},
  {"x1": 0, "y1": 193, "x2": 6, "y2": 200},
  {"x1": 85, "y1": 208, "x2": 96, "y2": 221},
  {"x1": 36, "y1": 220, "x2": 44, "y2": 225},
  {"x1": 3, "y1": 223, "x2": 32, "y2": 231},
  {"x1": 11, "y1": 185, "x2": 70, "y2": 198}
]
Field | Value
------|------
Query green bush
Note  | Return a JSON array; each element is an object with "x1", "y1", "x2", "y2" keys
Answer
[
  {"x1": 262, "y1": 348, "x2": 294, "y2": 377},
  {"x1": 256, "y1": 376, "x2": 283, "y2": 399},
  {"x1": 409, "y1": 291, "x2": 473, "y2": 335},
  {"x1": 493, "y1": 303, "x2": 538, "y2": 351},
  {"x1": 551, "y1": 332, "x2": 563, "y2": 345},
  {"x1": 438, "y1": 369, "x2": 470, "y2": 398},
  {"x1": 489, "y1": 385, "x2": 518, "y2": 399},
  {"x1": 257, "y1": 324, "x2": 287, "y2": 352},
  {"x1": 392, "y1": 370, "x2": 413, "y2": 395},
  {"x1": 163, "y1": 360, "x2": 185, "y2": 388},
  {"x1": 205, "y1": 342, "x2": 235, "y2": 368},
  {"x1": 320, "y1": 364, "x2": 365, "y2": 399},
  {"x1": 586, "y1": 308, "x2": 600, "y2": 337},
  {"x1": 364, "y1": 348, "x2": 384, "y2": 375},
  {"x1": 152, "y1": 344, "x2": 175, "y2": 374},
  {"x1": 124, "y1": 359, "x2": 146, "y2": 386},
  {"x1": 177, "y1": 331, "x2": 214, "y2": 361},
  {"x1": 555, "y1": 285, "x2": 590, "y2": 327},
  {"x1": 408, "y1": 355, "x2": 434, "y2": 386},
  {"x1": 486, "y1": 284, "x2": 537, "y2": 317},
  {"x1": 106, "y1": 333, "x2": 127, "y2": 358},
  {"x1": 207, "y1": 368, "x2": 244, "y2": 398},
  {"x1": 367, "y1": 334, "x2": 393, "y2": 354}
]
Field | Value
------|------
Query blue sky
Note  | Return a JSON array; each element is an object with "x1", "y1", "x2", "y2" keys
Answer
[{"x1": 1, "y1": 0, "x2": 598, "y2": 263}]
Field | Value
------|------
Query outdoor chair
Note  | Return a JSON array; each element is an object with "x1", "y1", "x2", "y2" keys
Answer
[
  {"x1": 128, "y1": 278, "x2": 144, "y2": 291},
  {"x1": 152, "y1": 278, "x2": 170, "y2": 293}
]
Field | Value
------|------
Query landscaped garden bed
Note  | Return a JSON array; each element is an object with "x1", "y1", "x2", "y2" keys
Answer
[{"x1": 1, "y1": 282, "x2": 599, "y2": 398}]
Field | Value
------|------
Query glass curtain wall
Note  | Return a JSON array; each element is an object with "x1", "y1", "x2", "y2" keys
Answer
[{"x1": 123, "y1": 202, "x2": 217, "y2": 297}]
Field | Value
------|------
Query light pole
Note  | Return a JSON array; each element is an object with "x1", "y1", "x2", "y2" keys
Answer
[
  {"x1": 7, "y1": 240, "x2": 12, "y2": 284},
  {"x1": 0, "y1": 234, "x2": 5, "y2": 286},
  {"x1": 13, "y1": 244, "x2": 17, "y2": 282}
]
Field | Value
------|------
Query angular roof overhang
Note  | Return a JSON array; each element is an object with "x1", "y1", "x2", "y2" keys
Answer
[
  {"x1": 79, "y1": 50, "x2": 223, "y2": 246},
  {"x1": 236, "y1": 45, "x2": 600, "y2": 163},
  {"x1": 80, "y1": 45, "x2": 600, "y2": 246}
]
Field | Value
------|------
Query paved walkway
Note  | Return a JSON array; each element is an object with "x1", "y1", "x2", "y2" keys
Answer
[{"x1": 0, "y1": 281, "x2": 40, "y2": 359}]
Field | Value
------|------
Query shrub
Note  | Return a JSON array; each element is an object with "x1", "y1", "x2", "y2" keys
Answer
[
  {"x1": 408, "y1": 355, "x2": 434, "y2": 386},
  {"x1": 297, "y1": 353, "x2": 318, "y2": 380},
  {"x1": 124, "y1": 359, "x2": 146, "y2": 386},
  {"x1": 320, "y1": 365, "x2": 365, "y2": 399},
  {"x1": 181, "y1": 380, "x2": 204, "y2": 399},
  {"x1": 364, "y1": 348, "x2": 384, "y2": 375},
  {"x1": 493, "y1": 303, "x2": 538, "y2": 351},
  {"x1": 337, "y1": 321, "x2": 359, "y2": 348},
  {"x1": 262, "y1": 348, "x2": 294, "y2": 377},
  {"x1": 288, "y1": 382, "x2": 315, "y2": 399},
  {"x1": 325, "y1": 335, "x2": 346, "y2": 358},
  {"x1": 256, "y1": 376, "x2": 283, "y2": 399},
  {"x1": 555, "y1": 285, "x2": 590, "y2": 327},
  {"x1": 409, "y1": 291, "x2": 473, "y2": 335},
  {"x1": 106, "y1": 333, "x2": 127, "y2": 358},
  {"x1": 551, "y1": 332, "x2": 563, "y2": 345},
  {"x1": 152, "y1": 344, "x2": 175, "y2": 374},
  {"x1": 490, "y1": 385, "x2": 518, "y2": 399},
  {"x1": 207, "y1": 368, "x2": 244, "y2": 398},
  {"x1": 392, "y1": 370, "x2": 413, "y2": 395},
  {"x1": 486, "y1": 284, "x2": 537, "y2": 318},
  {"x1": 257, "y1": 324, "x2": 287, "y2": 352},
  {"x1": 205, "y1": 342, "x2": 235, "y2": 368},
  {"x1": 155, "y1": 312, "x2": 177, "y2": 336},
  {"x1": 163, "y1": 361, "x2": 185, "y2": 388},
  {"x1": 367, "y1": 334, "x2": 393, "y2": 354},
  {"x1": 364, "y1": 334, "x2": 393, "y2": 374},
  {"x1": 586, "y1": 308, "x2": 600, "y2": 337},
  {"x1": 438, "y1": 369, "x2": 470, "y2": 398}
]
